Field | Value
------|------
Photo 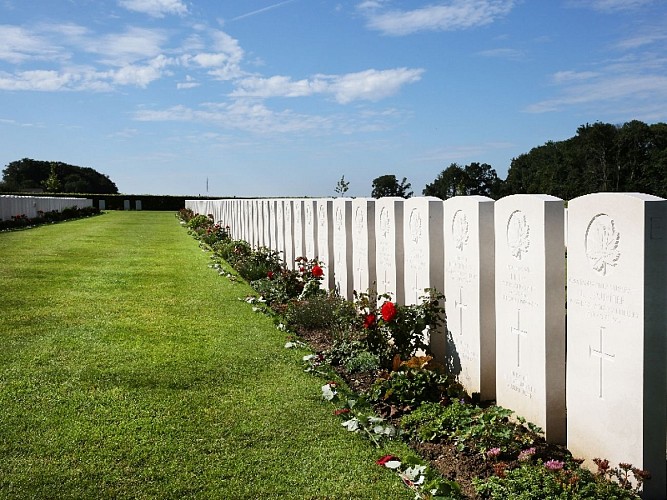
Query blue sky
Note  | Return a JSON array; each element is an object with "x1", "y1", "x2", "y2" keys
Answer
[{"x1": 1, "y1": 0, "x2": 666, "y2": 197}]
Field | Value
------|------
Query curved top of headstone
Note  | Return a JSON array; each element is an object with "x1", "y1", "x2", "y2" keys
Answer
[{"x1": 569, "y1": 192, "x2": 665, "y2": 204}]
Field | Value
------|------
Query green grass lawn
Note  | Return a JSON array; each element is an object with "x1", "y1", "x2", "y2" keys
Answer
[{"x1": 0, "y1": 212, "x2": 414, "y2": 499}]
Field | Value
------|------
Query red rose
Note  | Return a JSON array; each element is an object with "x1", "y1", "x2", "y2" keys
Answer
[
  {"x1": 267, "y1": 271, "x2": 274, "y2": 279},
  {"x1": 312, "y1": 265, "x2": 324, "y2": 278},
  {"x1": 381, "y1": 301, "x2": 397, "y2": 322},
  {"x1": 363, "y1": 313, "x2": 376, "y2": 329}
]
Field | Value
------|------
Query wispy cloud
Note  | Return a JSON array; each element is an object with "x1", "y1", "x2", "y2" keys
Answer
[
  {"x1": 566, "y1": 0, "x2": 656, "y2": 12},
  {"x1": 117, "y1": 0, "x2": 188, "y2": 18},
  {"x1": 359, "y1": 0, "x2": 515, "y2": 36},
  {"x1": 229, "y1": 0, "x2": 299, "y2": 22},
  {"x1": 231, "y1": 68, "x2": 424, "y2": 103},
  {"x1": 476, "y1": 47, "x2": 525, "y2": 60}
]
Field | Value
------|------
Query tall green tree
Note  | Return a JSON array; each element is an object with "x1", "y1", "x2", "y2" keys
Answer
[
  {"x1": 0, "y1": 158, "x2": 118, "y2": 194},
  {"x1": 423, "y1": 163, "x2": 500, "y2": 199},
  {"x1": 371, "y1": 174, "x2": 413, "y2": 198}
]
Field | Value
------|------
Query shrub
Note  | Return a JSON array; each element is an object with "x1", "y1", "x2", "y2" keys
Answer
[{"x1": 284, "y1": 293, "x2": 351, "y2": 331}]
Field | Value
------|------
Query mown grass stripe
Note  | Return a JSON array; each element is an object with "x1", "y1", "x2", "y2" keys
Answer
[{"x1": 0, "y1": 211, "x2": 413, "y2": 499}]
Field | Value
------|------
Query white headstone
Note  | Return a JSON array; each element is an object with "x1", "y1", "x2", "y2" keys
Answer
[
  {"x1": 444, "y1": 195, "x2": 495, "y2": 401},
  {"x1": 99, "y1": 200, "x2": 105, "y2": 211},
  {"x1": 494, "y1": 194, "x2": 566, "y2": 444},
  {"x1": 275, "y1": 200, "x2": 286, "y2": 264},
  {"x1": 283, "y1": 200, "x2": 295, "y2": 269},
  {"x1": 566, "y1": 193, "x2": 667, "y2": 499},
  {"x1": 293, "y1": 199, "x2": 305, "y2": 260},
  {"x1": 262, "y1": 200, "x2": 271, "y2": 249},
  {"x1": 333, "y1": 198, "x2": 353, "y2": 300},
  {"x1": 402, "y1": 197, "x2": 445, "y2": 359},
  {"x1": 124, "y1": 199, "x2": 130, "y2": 211},
  {"x1": 316, "y1": 198, "x2": 335, "y2": 290},
  {"x1": 267, "y1": 200, "x2": 278, "y2": 252},
  {"x1": 303, "y1": 200, "x2": 318, "y2": 260},
  {"x1": 135, "y1": 200, "x2": 142, "y2": 211},
  {"x1": 351, "y1": 198, "x2": 376, "y2": 296},
  {"x1": 374, "y1": 198, "x2": 405, "y2": 304}
]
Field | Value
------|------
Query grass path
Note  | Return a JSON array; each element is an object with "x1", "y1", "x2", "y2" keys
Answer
[{"x1": 0, "y1": 212, "x2": 413, "y2": 499}]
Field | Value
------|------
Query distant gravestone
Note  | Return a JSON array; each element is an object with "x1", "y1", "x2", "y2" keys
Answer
[
  {"x1": 351, "y1": 198, "x2": 376, "y2": 296},
  {"x1": 253, "y1": 199, "x2": 262, "y2": 248},
  {"x1": 332, "y1": 198, "x2": 353, "y2": 300},
  {"x1": 275, "y1": 200, "x2": 286, "y2": 264},
  {"x1": 262, "y1": 200, "x2": 271, "y2": 249},
  {"x1": 303, "y1": 200, "x2": 318, "y2": 260},
  {"x1": 293, "y1": 199, "x2": 305, "y2": 260},
  {"x1": 402, "y1": 197, "x2": 445, "y2": 359},
  {"x1": 266, "y1": 200, "x2": 277, "y2": 252},
  {"x1": 566, "y1": 193, "x2": 667, "y2": 500},
  {"x1": 135, "y1": 200, "x2": 142, "y2": 211},
  {"x1": 282, "y1": 200, "x2": 295, "y2": 269},
  {"x1": 99, "y1": 200, "x2": 105, "y2": 211},
  {"x1": 374, "y1": 197, "x2": 404, "y2": 304},
  {"x1": 494, "y1": 194, "x2": 566, "y2": 444},
  {"x1": 316, "y1": 199, "x2": 335, "y2": 290},
  {"x1": 444, "y1": 196, "x2": 495, "y2": 401},
  {"x1": 124, "y1": 199, "x2": 130, "y2": 211}
]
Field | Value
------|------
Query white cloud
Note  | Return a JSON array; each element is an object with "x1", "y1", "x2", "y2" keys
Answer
[
  {"x1": 87, "y1": 27, "x2": 167, "y2": 65},
  {"x1": 476, "y1": 47, "x2": 525, "y2": 60},
  {"x1": 109, "y1": 55, "x2": 171, "y2": 87},
  {"x1": 134, "y1": 101, "x2": 333, "y2": 134},
  {"x1": 118, "y1": 0, "x2": 188, "y2": 18},
  {"x1": 567, "y1": 0, "x2": 656, "y2": 12},
  {"x1": 177, "y1": 75, "x2": 199, "y2": 89},
  {"x1": 231, "y1": 68, "x2": 424, "y2": 103},
  {"x1": 551, "y1": 70, "x2": 599, "y2": 83},
  {"x1": 0, "y1": 25, "x2": 63, "y2": 63},
  {"x1": 361, "y1": 0, "x2": 515, "y2": 36}
]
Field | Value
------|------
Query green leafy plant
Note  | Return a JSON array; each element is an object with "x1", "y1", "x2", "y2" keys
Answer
[
  {"x1": 473, "y1": 459, "x2": 643, "y2": 499},
  {"x1": 401, "y1": 400, "x2": 540, "y2": 457},
  {"x1": 354, "y1": 289, "x2": 446, "y2": 366},
  {"x1": 371, "y1": 356, "x2": 466, "y2": 411}
]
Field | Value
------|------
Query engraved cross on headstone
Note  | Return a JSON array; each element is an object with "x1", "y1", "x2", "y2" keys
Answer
[
  {"x1": 589, "y1": 326, "x2": 615, "y2": 399},
  {"x1": 511, "y1": 309, "x2": 528, "y2": 368},
  {"x1": 454, "y1": 286, "x2": 468, "y2": 336}
]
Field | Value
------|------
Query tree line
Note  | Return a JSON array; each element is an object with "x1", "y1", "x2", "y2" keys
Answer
[
  {"x1": 369, "y1": 120, "x2": 667, "y2": 201},
  {"x1": 0, "y1": 158, "x2": 118, "y2": 194}
]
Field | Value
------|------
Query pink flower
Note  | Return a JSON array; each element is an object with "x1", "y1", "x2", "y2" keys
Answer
[
  {"x1": 518, "y1": 447, "x2": 536, "y2": 462},
  {"x1": 380, "y1": 301, "x2": 397, "y2": 322},
  {"x1": 545, "y1": 460, "x2": 564, "y2": 471},
  {"x1": 487, "y1": 448, "x2": 501, "y2": 459},
  {"x1": 312, "y1": 265, "x2": 324, "y2": 278}
]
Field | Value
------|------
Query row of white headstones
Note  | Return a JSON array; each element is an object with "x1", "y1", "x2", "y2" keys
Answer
[
  {"x1": 0, "y1": 195, "x2": 93, "y2": 221},
  {"x1": 187, "y1": 193, "x2": 666, "y2": 499}
]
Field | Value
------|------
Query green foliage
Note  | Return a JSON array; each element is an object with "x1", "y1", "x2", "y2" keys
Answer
[
  {"x1": 473, "y1": 461, "x2": 641, "y2": 499},
  {"x1": 371, "y1": 174, "x2": 413, "y2": 198},
  {"x1": 344, "y1": 350, "x2": 381, "y2": 373},
  {"x1": 334, "y1": 175, "x2": 350, "y2": 196},
  {"x1": 401, "y1": 400, "x2": 540, "y2": 456},
  {"x1": 0, "y1": 206, "x2": 101, "y2": 231},
  {"x1": 371, "y1": 358, "x2": 465, "y2": 408},
  {"x1": 0, "y1": 158, "x2": 118, "y2": 193},
  {"x1": 283, "y1": 293, "x2": 350, "y2": 331},
  {"x1": 423, "y1": 162, "x2": 500, "y2": 199},
  {"x1": 502, "y1": 120, "x2": 667, "y2": 199},
  {"x1": 251, "y1": 257, "x2": 326, "y2": 307},
  {"x1": 354, "y1": 289, "x2": 446, "y2": 365}
]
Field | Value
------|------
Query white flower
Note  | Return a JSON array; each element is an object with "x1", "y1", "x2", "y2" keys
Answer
[
  {"x1": 321, "y1": 384, "x2": 337, "y2": 401},
  {"x1": 383, "y1": 460, "x2": 402, "y2": 470},
  {"x1": 302, "y1": 354, "x2": 316, "y2": 362},
  {"x1": 342, "y1": 418, "x2": 359, "y2": 432}
]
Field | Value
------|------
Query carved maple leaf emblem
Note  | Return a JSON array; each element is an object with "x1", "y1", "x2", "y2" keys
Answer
[
  {"x1": 452, "y1": 210, "x2": 469, "y2": 252},
  {"x1": 585, "y1": 214, "x2": 620, "y2": 275},
  {"x1": 507, "y1": 210, "x2": 530, "y2": 260}
]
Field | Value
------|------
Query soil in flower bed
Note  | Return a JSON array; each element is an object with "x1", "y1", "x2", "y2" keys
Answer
[{"x1": 297, "y1": 328, "x2": 574, "y2": 499}]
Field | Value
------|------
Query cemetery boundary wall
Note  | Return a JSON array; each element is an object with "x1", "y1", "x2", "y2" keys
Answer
[
  {"x1": 0, "y1": 195, "x2": 92, "y2": 221},
  {"x1": 186, "y1": 194, "x2": 667, "y2": 499}
]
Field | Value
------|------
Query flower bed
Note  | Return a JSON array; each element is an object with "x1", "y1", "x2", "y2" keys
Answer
[
  {"x1": 0, "y1": 206, "x2": 101, "y2": 231},
  {"x1": 180, "y1": 211, "x2": 650, "y2": 499}
]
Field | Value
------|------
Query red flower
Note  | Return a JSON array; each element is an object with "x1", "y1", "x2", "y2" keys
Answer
[
  {"x1": 381, "y1": 301, "x2": 397, "y2": 322},
  {"x1": 299, "y1": 266, "x2": 305, "y2": 273},
  {"x1": 376, "y1": 455, "x2": 398, "y2": 466},
  {"x1": 267, "y1": 271, "x2": 274, "y2": 279},
  {"x1": 363, "y1": 313, "x2": 376, "y2": 329},
  {"x1": 312, "y1": 265, "x2": 324, "y2": 278},
  {"x1": 334, "y1": 408, "x2": 350, "y2": 416}
]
